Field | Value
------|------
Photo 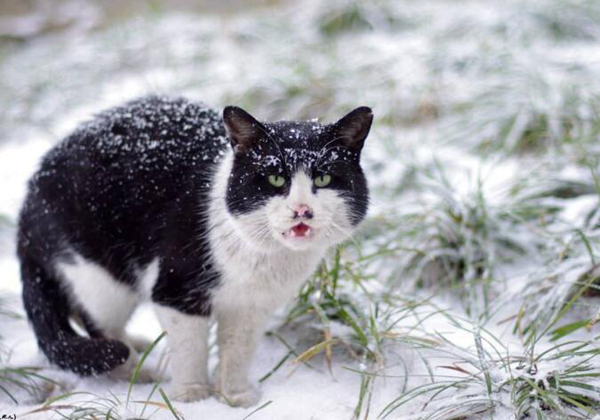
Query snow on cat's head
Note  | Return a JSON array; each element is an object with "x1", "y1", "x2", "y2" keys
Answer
[{"x1": 222, "y1": 106, "x2": 372, "y2": 252}]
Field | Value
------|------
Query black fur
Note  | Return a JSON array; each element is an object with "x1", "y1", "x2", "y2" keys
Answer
[
  {"x1": 18, "y1": 96, "x2": 226, "y2": 375},
  {"x1": 17, "y1": 95, "x2": 372, "y2": 375}
]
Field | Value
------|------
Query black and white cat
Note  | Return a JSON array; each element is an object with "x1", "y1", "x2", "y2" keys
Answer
[{"x1": 17, "y1": 96, "x2": 372, "y2": 407}]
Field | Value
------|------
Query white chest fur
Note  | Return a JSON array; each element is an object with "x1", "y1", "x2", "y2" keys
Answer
[{"x1": 210, "y1": 218, "x2": 325, "y2": 313}]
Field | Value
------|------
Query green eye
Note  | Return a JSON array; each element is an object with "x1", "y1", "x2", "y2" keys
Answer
[
  {"x1": 268, "y1": 175, "x2": 286, "y2": 187},
  {"x1": 314, "y1": 174, "x2": 331, "y2": 188}
]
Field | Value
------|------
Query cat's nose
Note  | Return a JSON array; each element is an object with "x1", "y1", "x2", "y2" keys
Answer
[{"x1": 293, "y1": 204, "x2": 314, "y2": 220}]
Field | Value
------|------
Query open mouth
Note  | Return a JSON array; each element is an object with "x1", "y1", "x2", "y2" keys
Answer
[{"x1": 287, "y1": 222, "x2": 312, "y2": 238}]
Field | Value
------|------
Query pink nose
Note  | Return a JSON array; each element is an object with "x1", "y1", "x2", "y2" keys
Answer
[{"x1": 293, "y1": 204, "x2": 314, "y2": 220}]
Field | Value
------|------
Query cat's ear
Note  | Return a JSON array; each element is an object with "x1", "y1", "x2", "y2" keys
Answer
[
  {"x1": 223, "y1": 106, "x2": 265, "y2": 155},
  {"x1": 331, "y1": 107, "x2": 373, "y2": 153}
]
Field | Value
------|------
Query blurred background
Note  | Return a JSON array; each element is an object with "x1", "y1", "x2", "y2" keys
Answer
[{"x1": 0, "y1": 1, "x2": 599, "y2": 418}]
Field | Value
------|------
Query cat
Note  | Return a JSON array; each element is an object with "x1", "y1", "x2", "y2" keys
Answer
[{"x1": 17, "y1": 95, "x2": 372, "y2": 407}]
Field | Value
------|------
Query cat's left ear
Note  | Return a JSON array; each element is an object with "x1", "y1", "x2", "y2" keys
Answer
[
  {"x1": 332, "y1": 107, "x2": 373, "y2": 153},
  {"x1": 223, "y1": 106, "x2": 265, "y2": 155}
]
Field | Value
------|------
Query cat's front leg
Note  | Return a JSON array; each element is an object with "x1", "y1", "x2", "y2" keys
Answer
[
  {"x1": 155, "y1": 305, "x2": 211, "y2": 402},
  {"x1": 214, "y1": 307, "x2": 269, "y2": 407}
]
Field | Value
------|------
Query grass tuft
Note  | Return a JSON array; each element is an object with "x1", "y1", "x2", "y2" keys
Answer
[{"x1": 379, "y1": 315, "x2": 600, "y2": 419}]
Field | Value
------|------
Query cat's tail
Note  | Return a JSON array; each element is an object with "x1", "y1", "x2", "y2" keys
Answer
[{"x1": 20, "y1": 255, "x2": 130, "y2": 376}]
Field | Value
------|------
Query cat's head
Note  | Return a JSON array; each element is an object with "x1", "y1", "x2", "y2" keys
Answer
[{"x1": 222, "y1": 106, "x2": 372, "y2": 252}]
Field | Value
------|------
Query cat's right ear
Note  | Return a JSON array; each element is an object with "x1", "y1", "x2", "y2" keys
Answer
[{"x1": 223, "y1": 106, "x2": 264, "y2": 155}]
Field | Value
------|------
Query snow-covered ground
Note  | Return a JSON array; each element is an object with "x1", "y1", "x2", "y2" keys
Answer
[{"x1": 0, "y1": 1, "x2": 599, "y2": 419}]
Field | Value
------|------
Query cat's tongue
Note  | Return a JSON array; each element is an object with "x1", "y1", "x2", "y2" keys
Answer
[{"x1": 290, "y1": 223, "x2": 311, "y2": 238}]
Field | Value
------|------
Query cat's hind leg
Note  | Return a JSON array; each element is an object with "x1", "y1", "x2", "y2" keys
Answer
[
  {"x1": 56, "y1": 254, "x2": 152, "y2": 381},
  {"x1": 20, "y1": 254, "x2": 130, "y2": 376}
]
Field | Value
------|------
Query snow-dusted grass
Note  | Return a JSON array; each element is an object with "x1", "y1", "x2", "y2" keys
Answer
[
  {"x1": 379, "y1": 319, "x2": 600, "y2": 419},
  {"x1": 0, "y1": 0, "x2": 599, "y2": 419}
]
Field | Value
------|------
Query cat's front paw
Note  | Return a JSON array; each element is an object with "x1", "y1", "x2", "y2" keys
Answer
[
  {"x1": 216, "y1": 385, "x2": 261, "y2": 408},
  {"x1": 170, "y1": 382, "x2": 211, "y2": 403}
]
